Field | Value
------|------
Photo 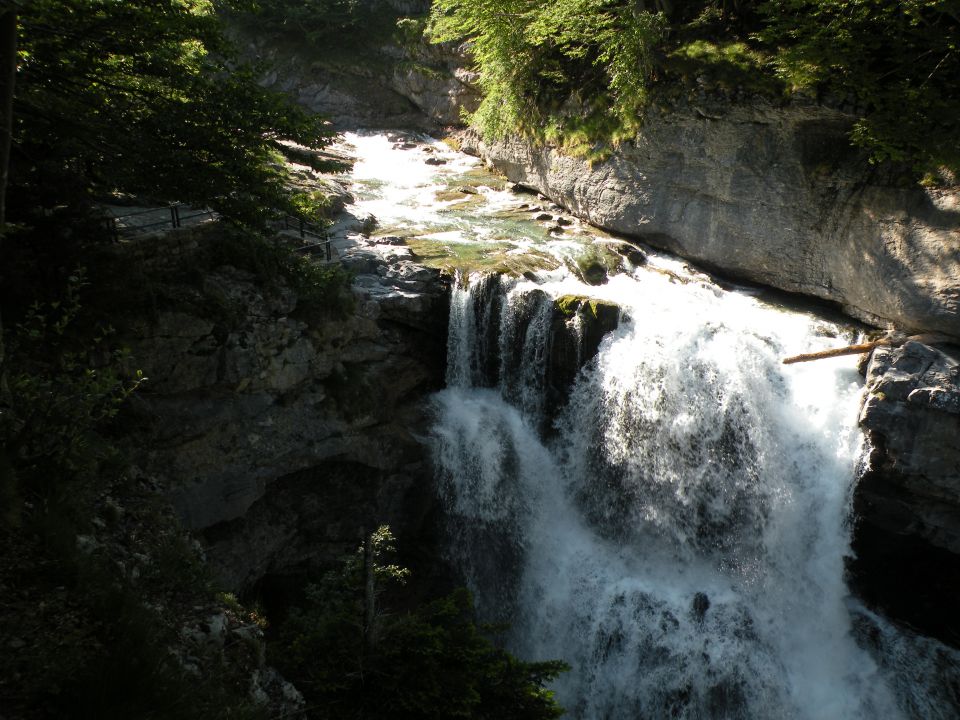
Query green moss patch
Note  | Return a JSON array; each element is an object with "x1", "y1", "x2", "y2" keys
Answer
[
  {"x1": 555, "y1": 295, "x2": 619, "y2": 321},
  {"x1": 406, "y1": 238, "x2": 560, "y2": 276}
]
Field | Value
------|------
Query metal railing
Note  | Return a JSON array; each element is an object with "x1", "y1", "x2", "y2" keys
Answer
[
  {"x1": 102, "y1": 205, "x2": 336, "y2": 264},
  {"x1": 103, "y1": 204, "x2": 217, "y2": 240},
  {"x1": 275, "y1": 215, "x2": 333, "y2": 263}
]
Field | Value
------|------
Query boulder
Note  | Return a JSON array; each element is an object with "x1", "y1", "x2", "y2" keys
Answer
[
  {"x1": 544, "y1": 295, "x2": 621, "y2": 425},
  {"x1": 852, "y1": 340, "x2": 960, "y2": 645}
]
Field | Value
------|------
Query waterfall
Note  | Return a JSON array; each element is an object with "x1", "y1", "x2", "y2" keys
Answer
[{"x1": 431, "y1": 267, "x2": 959, "y2": 719}]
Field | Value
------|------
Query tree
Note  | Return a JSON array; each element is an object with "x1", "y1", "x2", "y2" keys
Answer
[
  {"x1": 427, "y1": 0, "x2": 666, "y2": 146},
  {"x1": 272, "y1": 526, "x2": 569, "y2": 719},
  {"x1": 8, "y1": 0, "x2": 341, "y2": 230},
  {"x1": 0, "y1": 2, "x2": 17, "y2": 391},
  {"x1": 245, "y1": 0, "x2": 366, "y2": 44},
  {"x1": 756, "y1": 0, "x2": 960, "y2": 173},
  {"x1": 0, "y1": 2, "x2": 16, "y2": 231}
]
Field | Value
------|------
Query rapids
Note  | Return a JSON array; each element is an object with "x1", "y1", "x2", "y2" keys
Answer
[{"x1": 339, "y1": 131, "x2": 960, "y2": 719}]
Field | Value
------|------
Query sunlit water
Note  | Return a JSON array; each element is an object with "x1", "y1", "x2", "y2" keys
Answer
[
  {"x1": 338, "y1": 130, "x2": 626, "y2": 273},
  {"x1": 341, "y1": 131, "x2": 960, "y2": 719}
]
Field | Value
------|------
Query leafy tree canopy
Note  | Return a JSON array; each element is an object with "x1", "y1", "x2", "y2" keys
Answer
[
  {"x1": 427, "y1": 0, "x2": 960, "y2": 174},
  {"x1": 246, "y1": 0, "x2": 367, "y2": 41},
  {"x1": 233, "y1": 0, "x2": 406, "y2": 56},
  {"x1": 9, "y1": 0, "x2": 341, "y2": 231},
  {"x1": 428, "y1": 0, "x2": 666, "y2": 149},
  {"x1": 273, "y1": 526, "x2": 569, "y2": 719},
  {"x1": 757, "y1": 0, "x2": 960, "y2": 172}
]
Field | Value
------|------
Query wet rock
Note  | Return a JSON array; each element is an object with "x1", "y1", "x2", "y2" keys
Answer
[
  {"x1": 858, "y1": 340, "x2": 960, "y2": 546},
  {"x1": 852, "y1": 340, "x2": 960, "y2": 646},
  {"x1": 371, "y1": 235, "x2": 406, "y2": 246},
  {"x1": 473, "y1": 107, "x2": 960, "y2": 337},
  {"x1": 543, "y1": 295, "x2": 621, "y2": 425},
  {"x1": 613, "y1": 243, "x2": 648, "y2": 267},
  {"x1": 534, "y1": 212, "x2": 553, "y2": 221},
  {"x1": 424, "y1": 157, "x2": 447, "y2": 166},
  {"x1": 580, "y1": 261, "x2": 608, "y2": 286},
  {"x1": 691, "y1": 592, "x2": 710, "y2": 621}
]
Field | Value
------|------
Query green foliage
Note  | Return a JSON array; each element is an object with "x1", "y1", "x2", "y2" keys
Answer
[
  {"x1": 666, "y1": 40, "x2": 780, "y2": 95},
  {"x1": 756, "y1": 0, "x2": 960, "y2": 172},
  {"x1": 272, "y1": 526, "x2": 568, "y2": 719},
  {"x1": 240, "y1": 0, "x2": 405, "y2": 56},
  {"x1": 252, "y1": 0, "x2": 366, "y2": 39},
  {"x1": 430, "y1": 0, "x2": 959, "y2": 174},
  {"x1": 0, "y1": 268, "x2": 267, "y2": 718},
  {"x1": 290, "y1": 189, "x2": 335, "y2": 224},
  {"x1": 427, "y1": 0, "x2": 665, "y2": 147},
  {"x1": 11, "y1": 0, "x2": 339, "y2": 229},
  {"x1": 1, "y1": 520, "x2": 266, "y2": 720},
  {"x1": 200, "y1": 226, "x2": 355, "y2": 318},
  {"x1": 287, "y1": 254, "x2": 355, "y2": 316},
  {"x1": 0, "y1": 271, "x2": 144, "y2": 515}
]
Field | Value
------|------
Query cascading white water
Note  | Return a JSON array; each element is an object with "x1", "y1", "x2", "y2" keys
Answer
[
  {"x1": 431, "y1": 267, "x2": 953, "y2": 719},
  {"x1": 337, "y1": 129, "x2": 959, "y2": 719}
]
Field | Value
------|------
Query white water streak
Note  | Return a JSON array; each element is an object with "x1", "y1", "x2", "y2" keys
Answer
[
  {"x1": 433, "y1": 267, "x2": 915, "y2": 719},
  {"x1": 340, "y1": 130, "x2": 959, "y2": 720}
]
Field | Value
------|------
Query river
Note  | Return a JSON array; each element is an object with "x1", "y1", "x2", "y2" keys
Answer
[{"x1": 339, "y1": 130, "x2": 960, "y2": 719}]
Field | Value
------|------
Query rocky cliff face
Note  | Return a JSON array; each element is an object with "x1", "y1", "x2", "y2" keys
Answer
[
  {"x1": 233, "y1": 4, "x2": 479, "y2": 131},
  {"x1": 463, "y1": 104, "x2": 960, "y2": 338},
  {"x1": 853, "y1": 340, "x2": 960, "y2": 645},
  {"x1": 119, "y1": 227, "x2": 449, "y2": 593}
]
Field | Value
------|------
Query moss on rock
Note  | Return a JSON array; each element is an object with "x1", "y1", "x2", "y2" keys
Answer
[{"x1": 555, "y1": 295, "x2": 620, "y2": 324}]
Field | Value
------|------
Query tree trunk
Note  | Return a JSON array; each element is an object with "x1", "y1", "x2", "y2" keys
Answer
[
  {"x1": 0, "y1": 7, "x2": 15, "y2": 230},
  {"x1": 362, "y1": 529, "x2": 376, "y2": 652},
  {"x1": 0, "y1": 7, "x2": 18, "y2": 390},
  {"x1": 782, "y1": 341, "x2": 883, "y2": 365}
]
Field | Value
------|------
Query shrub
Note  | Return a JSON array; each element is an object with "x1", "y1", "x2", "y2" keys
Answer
[{"x1": 271, "y1": 527, "x2": 569, "y2": 719}]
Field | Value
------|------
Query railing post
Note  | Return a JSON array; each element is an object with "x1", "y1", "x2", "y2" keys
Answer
[
  {"x1": 325, "y1": 233, "x2": 332, "y2": 263},
  {"x1": 170, "y1": 205, "x2": 181, "y2": 229},
  {"x1": 299, "y1": 218, "x2": 305, "y2": 239}
]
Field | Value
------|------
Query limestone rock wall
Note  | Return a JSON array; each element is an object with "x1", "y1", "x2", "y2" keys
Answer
[
  {"x1": 860, "y1": 341, "x2": 960, "y2": 554},
  {"x1": 852, "y1": 341, "x2": 960, "y2": 644},
  {"x1": 120, "y1": 229, "x2": 449, "y2": 592},
  {"x1": 233, "y1": 10, "x2": 479, "y2": 130},
  {"x1": 465, "y1": 104, "x2": 960, "y2": 337}
]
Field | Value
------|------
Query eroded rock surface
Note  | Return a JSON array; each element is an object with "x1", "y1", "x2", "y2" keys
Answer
[
  {"x1": 464, "y1": 104, "x2": 960, "y2": 337},
  {"x1": 853, "y1": 340, "x2": 960, "y2": 645},
  {"x1": 122, "y1": 227, "x2": 449, "y2": 592},
  {"x1": 233, "y1": 6, "x2": 479, "y2": 130}
]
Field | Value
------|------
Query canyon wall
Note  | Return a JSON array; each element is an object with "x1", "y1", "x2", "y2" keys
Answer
[
  {"x1": 457, "y1": 104, "x2": 960, "y2": 645},
  {"x1": 116, "y1": 227, "x2": 450, "y2": 593},
  {"x1": 463, "y1": 104, "x2": 960, "y2": 338}
]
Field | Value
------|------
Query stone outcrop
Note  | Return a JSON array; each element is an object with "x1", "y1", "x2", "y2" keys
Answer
[
  {"x1": 461, "y1": 275, "x2": 621, "y2": 432},
  {"x1": 853, "y1": 340, "x2": 960, "y2": 645},
  {"x1": 120, "y1": 226, "x2": 449, "y2": 592},
  {"x1": 545, "y1": 295, "x2": 620, "y2": 424},
  {"x1": 859, "y1": 341, "x2": 960, "y2": 553},
  {"x1": 463, "y1": 103, "x2": 960, "y2": 337},
  {"x1": 232, "y1": 4, "x2": 479, "y2": 130}
]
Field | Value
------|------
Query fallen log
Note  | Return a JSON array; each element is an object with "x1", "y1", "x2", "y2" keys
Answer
[
  {"x1": 782, "y1": 332, "x2": 953, "y2": 365},
  {"x1": 782, "y1": 341, "x2": 885, "y2": 365}
]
